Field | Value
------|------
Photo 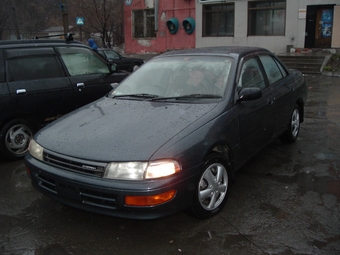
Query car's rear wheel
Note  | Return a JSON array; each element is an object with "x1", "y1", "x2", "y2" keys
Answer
[
  {"x1": 190, "y1": 153, "x2": 230, "y2": 219},
  {"x1": 0, "y1": 119, "x2": 35, "y2": 160},
  {"x1": 280, "y1": 104, "x2": 300, "y2": 143}
]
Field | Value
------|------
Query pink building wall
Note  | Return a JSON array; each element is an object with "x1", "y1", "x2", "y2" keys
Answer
[{"x1": 124, "y1": 0, "x2": 195, "y2": 54}]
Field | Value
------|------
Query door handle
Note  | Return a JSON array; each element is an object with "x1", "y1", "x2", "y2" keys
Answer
[
  {"x1": 77, "y1": 83, "x2": 85, "y2": 91},
  {"x1": 267, "y1": 98, "x2": 275, "y2": 105},
  {"x1": 16, "y1": 89, "x2": 26, "y2": 95},
  {"x1": 77, "y1": 83, "x2": 85, "y2": 88}
]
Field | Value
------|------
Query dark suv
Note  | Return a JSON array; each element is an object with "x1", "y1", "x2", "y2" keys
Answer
[{"x1": 0, "y1": 38, "x2": 129, "y2": 160}]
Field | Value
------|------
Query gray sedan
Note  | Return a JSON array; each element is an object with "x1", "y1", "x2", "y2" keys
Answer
[{"x1": 25, "y1": 46, "x2": 307, "y2": 220}]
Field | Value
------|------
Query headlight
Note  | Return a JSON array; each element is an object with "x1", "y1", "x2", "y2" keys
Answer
[
  {"x1": 145, "y1": 160, "x2": 181, "y2": 179},
  {"x1": 29, "y1": 139, "x2": 44, "y2": 161},
  {"x1": 104, "y1": 160, "x2": 181, "y2": 180}
]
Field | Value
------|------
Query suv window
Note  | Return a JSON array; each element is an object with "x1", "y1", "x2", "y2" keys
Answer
[
  {"x1": 57, "y1": 47, "x2": 109, "y2": 76},
  {"x1": 8, "y1": 55, "x2": 64, "y2": 81},
  {"x1": 6, "y1": 47, "x2": 64, "y2": 81}
]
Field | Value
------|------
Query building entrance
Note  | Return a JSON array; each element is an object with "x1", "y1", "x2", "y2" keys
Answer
[{"x1": 305, "y1": 5, "x2": 334, "y2": 48}]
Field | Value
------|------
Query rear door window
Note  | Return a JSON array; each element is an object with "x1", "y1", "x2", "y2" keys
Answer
[{"x1": 7, "y1": 48, "x2": 64, "y2": 81}]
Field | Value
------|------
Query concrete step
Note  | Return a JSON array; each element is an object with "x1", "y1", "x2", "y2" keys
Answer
[{"x1": 277, "y1": 54, "x2": 330, "y2": 74}]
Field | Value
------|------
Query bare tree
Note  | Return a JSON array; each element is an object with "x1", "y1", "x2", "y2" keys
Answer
[
  {"x1": 1, "y1": 0, "x2": 62, "y2": 40},
  {"x1": 0, "y1": 0, "x2": 11, "y2": 40},
  {"x1": 69, "y1": 0, "x2": 124, "y2": 48},
  {"x1": 0, "y1": 0, "x2": 124, "y2": 44}
]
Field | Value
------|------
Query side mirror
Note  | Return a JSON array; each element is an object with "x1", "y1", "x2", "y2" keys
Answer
[
  {"x1": 237, "y1": 87, "x2": 262, "y2": 102},
  {"x1": 111, "y1": 83, "x2": 119, "y2": 90},
  {"x1": 108, "y1": 63, "x2": 117, "y2": 73}
]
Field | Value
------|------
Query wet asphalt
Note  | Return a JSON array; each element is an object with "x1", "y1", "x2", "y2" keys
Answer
[{"x1": 0, "y1": 74, "x2": 339, "y2": 255}]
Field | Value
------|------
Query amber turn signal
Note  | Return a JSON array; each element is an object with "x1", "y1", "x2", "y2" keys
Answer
[{"x1": 125, "y1": 190, "x2": 176, "y2": 206}]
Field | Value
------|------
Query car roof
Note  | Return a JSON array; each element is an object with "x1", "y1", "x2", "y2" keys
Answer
[
  {"x1": 98, "y1": 48, "x2": 116, "y2": 51},
  {"x1": 0, "y1": 39, "x2": 84, "y2": 48},
  {"x1": 158, "y1": 46, "x2": 271, "y2": 58}
]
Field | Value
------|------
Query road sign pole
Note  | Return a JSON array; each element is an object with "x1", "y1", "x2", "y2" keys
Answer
[
  {"x1": 61, "y1": 0, "x2": 69, "y2": 35},
  {"x1": 79, "y1": 26, "x2": 83, "y2": 42}
]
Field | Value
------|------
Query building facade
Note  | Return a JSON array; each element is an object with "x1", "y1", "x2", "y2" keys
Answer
[
  {"x1": 124, "y1": 0, "x2": 340, "y2": 54},
  {"x1": 123, "y1": 0, "x2": 196, "y2": 54}
]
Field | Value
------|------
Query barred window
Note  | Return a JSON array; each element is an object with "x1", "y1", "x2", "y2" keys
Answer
[
  {"x1": 133, "y1": 9, "x2": 156, "y2": 39},
  {"x1": 248, "y1": 0, "x2": 286, "y2": 36},
  {"x1": 203, "y1": 4, "x2": 234, "y2": 37}
]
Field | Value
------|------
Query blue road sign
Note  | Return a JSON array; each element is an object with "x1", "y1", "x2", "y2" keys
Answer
[{"x1": 76, "y1": 17, "x2": 85, "y2": 26}]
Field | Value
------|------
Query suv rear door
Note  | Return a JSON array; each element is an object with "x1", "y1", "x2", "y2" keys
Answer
[{"x1": 6, "y1": 47, "x2": 76, "y2": 124}]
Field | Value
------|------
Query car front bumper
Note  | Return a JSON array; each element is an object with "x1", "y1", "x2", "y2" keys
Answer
[{"x1": 25, "y1": 154, "x2": 201, "y2": 220}]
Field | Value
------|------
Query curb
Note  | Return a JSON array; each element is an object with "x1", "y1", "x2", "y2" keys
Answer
[{"x1": 322, "y1": 71, "x2": 340, "y2": 77}]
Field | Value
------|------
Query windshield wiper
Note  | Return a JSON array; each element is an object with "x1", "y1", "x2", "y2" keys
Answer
[
  {"x1": 111, "y1": 93, "x2": 159, "y2": 99},
  {"x1": 151, "y1": 94, "x2": 222, "y2": 101}
]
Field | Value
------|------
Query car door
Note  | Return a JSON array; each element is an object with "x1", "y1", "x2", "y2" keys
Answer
[
  {"x1": 258, "y1": 54, "x2": 294, "y2": 135},
  {"x1": 6, "y1": 47, "x2": 76, "y2": 124},
  {"x1": 234, "y1": 55, "x2": 276, "y2": 162},
  {"x1": 57, "y1": 46, "x2": 128, "y2": 107}
]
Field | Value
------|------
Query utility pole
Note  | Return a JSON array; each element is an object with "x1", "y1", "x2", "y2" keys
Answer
[
  {"x1": 61, "y1": 0, "x2": 69, "y2": 35},
  {"x1": 9, "y1": 0, "x2": 20, "y2": 39}
]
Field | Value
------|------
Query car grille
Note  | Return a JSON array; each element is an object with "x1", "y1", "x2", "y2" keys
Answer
[
  {"x1": 43, "y1": 151, "x2": 107, "y2": 177},
  {"x1": 36, "y1": 174, "x2": 117, "y2": 209}
]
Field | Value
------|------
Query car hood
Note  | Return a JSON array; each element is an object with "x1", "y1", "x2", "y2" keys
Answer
[{"x1": 35, "y1": 97, "x2": 220, "y2": 162}]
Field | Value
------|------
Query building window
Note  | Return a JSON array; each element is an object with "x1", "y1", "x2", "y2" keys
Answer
[
  {"x1": 133, "y1": 9, "x2": 156, "y2": 39},
  {"x1": 248, "y1": 0, "x2": 286, "y2": 36},
  {"x1": 203, "y1": 4, "x2": 234, "y2": 37}
]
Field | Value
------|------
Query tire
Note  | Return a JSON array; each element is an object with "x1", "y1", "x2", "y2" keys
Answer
[
  {"x1": 0, "y1": 119, "x2": 35, "y2": 160},
  {"x1": 130, "y1": 63, "x2": 140, "y2": 72},
  {"x1": 279, "y1": 104, "x2": 300, "y2": 143},
  {"x1": 190, "y1": 153, "x2": 230, "y2": 219}
]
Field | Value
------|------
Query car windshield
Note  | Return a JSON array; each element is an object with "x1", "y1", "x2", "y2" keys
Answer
[
  {"x1": 103, "y1": 50, "x2": 120, "y2": 59},
  {"x1": 110, "y1": 55, "x2": 233, "y2": 100}
]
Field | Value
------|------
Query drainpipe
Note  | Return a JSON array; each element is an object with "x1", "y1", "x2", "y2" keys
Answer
[{"x1": 155, "y1": 0, "x2": 159, "y2": 31}]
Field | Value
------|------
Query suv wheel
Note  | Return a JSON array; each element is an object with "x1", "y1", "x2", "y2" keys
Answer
[{"x1": 0, "y1": 119, "x2": 34, "y2": 160}]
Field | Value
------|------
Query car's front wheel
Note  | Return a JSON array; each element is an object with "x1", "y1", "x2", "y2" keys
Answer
[
  {"x1": 190, "y1": 154, "x2": 230, "y2": 219},
  {"x1": 0, "y1": 119, "x2": 35, "y2": 160},
  {"x1": 130, "y1": 63, "x2": 141, "y2": 72},
  {"x1": 280, "y1": 104, "x2": 300, "y2": 143}
]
